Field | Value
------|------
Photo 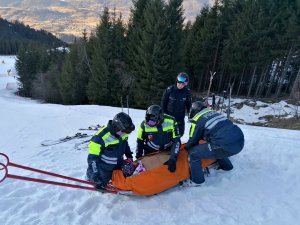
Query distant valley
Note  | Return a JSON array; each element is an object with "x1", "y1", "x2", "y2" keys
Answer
[{"x1": 0, "y1": 0, "x2": 211, "y2": 42}]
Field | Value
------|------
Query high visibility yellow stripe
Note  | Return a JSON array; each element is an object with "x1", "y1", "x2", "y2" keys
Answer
[
  {"x1": 145, "y1": 127, "x2": 158, "y2": 132},
  {"x1": 88, "y1": 141, "x2": 102, "y2": 155},
  {"x1": 164, "y1": 118, "x2": 174, "y2": 124},
  {"x1": 137, "y1": 126, "x2": 144, "y2": 140},
  {"x1": 162, "y1": 126, "x2": 173, "y2": 131},
  {"x1": 193, "y1": 109, "x2": 214, "y2": 121},
  {"x1": 102, "y1": 131, "x2": 120, "y2": 147},
  {"x1": 94, "y1": 126, "x2": 106, "y2": 135},
  {"x1": 120, "y1": 133, "x2": 128, "y2": 140},
  {"x1": 189, "y1": 123, "x2": 197, "y2": 138},
  {"x1": 189, "y1": 109, "x2": 214, "y2": 137}
]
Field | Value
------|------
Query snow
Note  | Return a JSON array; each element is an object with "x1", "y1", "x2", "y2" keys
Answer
[
  {"x1": 0, "y1": 55, "x2": 17, "y2": 77},
  {"x1": 207, "y1": 96, "x2": 299, "y2": 124},
  {"x1": 0, "y1": 55, "x2": 300, "y2": 225}
]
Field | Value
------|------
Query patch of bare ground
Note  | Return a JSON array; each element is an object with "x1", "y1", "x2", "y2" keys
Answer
[{"x1": 233, "y1": 116, "x2": 300, "y2": 130}]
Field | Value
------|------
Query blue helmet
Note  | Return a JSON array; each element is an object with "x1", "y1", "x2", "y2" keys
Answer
[{"x1": 176, "y1": 72, "x2": 189, "y2": 85}]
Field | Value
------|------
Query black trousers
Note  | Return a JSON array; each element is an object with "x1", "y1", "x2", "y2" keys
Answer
[
  {"x1": 188, "y1": 143, "x2": 234, "y2": 184},
  {"x1": 177, "y1": 120, "x2": 185, "y2": 137}
]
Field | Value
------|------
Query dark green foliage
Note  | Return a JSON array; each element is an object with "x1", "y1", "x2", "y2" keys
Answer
[
  {"x1": 134, "y1": 0, "x2": 170, "y2": 107},
  {"x1": 109, "y1": 11, "x2": 128, "y2": 106},
  {"x1": 126, "y1": 0, "x2": 148, "y2": 107},
  {"x1": 16, "y1": 43, "x2": 67, "y2": 100},
  {"x1": 32, "y1": 65, "x2": 62, "y2": 103},
  {"x1": 127, "y1": 0, "x2": 184, "y2": 108},
  {"x1": 165, "y1": 0, "x2": 185, "y2": 76},
  {"x1": 184, "y1": 0, "x2": 300, "y2": 99},
  {"x1": 87, "y1": 8, "x2": 128, "y2": 106},
  {"x1": 16, "y1": 44, "x2": 48, "y2": 96},
  {"x1": 14, "y1": 0, "x2": 300, "y2": 107},
  {"x1": 60, "y1": 44, "x2": 78, "y2": 104},
  {"x1": 87, "y1": 7, "x2": 112, "y2": 105},
  {"x1": 0, "y1": 17, "x2": 64, "y2": 54},
  {"x1": 59, "y1": 39, "x2": 90, "y2": 104}
]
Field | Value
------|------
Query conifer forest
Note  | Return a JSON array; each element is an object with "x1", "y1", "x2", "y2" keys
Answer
[{"x1": 12, "y1": 0, "x2": 300, "y2": 108}]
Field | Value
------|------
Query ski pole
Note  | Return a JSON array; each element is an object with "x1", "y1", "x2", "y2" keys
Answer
[
  {"x1": 206, "y1": 71, "x2": 216, "y2": 107},
  {"x1": 120, "y1": 96, "x2": 124, "y2": 112},
  {"x1": 126, "y1": 95, "x2": 129, "y2": 115},
  {"x1": 212, "y1": 93, "x2": 216, "y2": 110},
  {"x1": 0, "y1": 153, "x2": 97, "y2": 191}
]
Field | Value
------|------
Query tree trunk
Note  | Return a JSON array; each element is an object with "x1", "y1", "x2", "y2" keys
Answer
[
  {"x1": 258, "y1": 62, "x2": 270, "y2": 97},
  {"x1": 236, "y1": 65, "x2": 246, "y2": 96},
  {"x1": 247, "y1": 65, "x2": 257, "y2": 97},
  {"x1": 284, "y1": 68, "x2": 294, "y2": 94},
  {"x1": 197, "y1": 73, "x2": 202, "y2": 92},
  {"x1": 265, "y1": 61, "x2": 276, "y2": 97},
  {"x1": 290, "y1": 67, "x2": 300, "y2": 100},
  {"x1": 255, "y1": 63, "x2": 268, "y2": 98},
  {"x1": 217, "y1": 68, "x2": 224, "y2": 93},
  {"x1": 275, "y1": 45, "x2": 294, "y2": 97},
  {"x1": 211, "y1": 37, "x2": 220, "y2": 75},
  {"x1": 203, "y1": 65, "x2": 210, "y2": 92}
]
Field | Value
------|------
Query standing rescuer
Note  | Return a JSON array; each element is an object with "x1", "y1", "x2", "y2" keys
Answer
[
  {"x1": 136, "y1": 105, "x2": 181, "y2": 172},
  {"x1": 183, "y1": 101, "x2": 244, "y2": 187},
  {"x1": 86, "y1": 112, "x2": 135, "y2": 189},
  {"x1": 161, "y1": 72, "x2": 192, "y2": 137}
]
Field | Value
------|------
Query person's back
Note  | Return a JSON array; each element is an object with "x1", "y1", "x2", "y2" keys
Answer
[
  {"x1": 88, "y1": 121, "x2": 130, "y2": 171},
  {"x1": 184, "y1": 101, "x2": 244, "y2": 185},
  {"x1": 189, "y1": 109, "x2": 244, "y2": 155},
  {"x1": 86, "y1": 112, "x2": 135, "y2": 189}
]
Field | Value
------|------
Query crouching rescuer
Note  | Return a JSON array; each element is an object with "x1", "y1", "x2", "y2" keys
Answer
[
  {"x1": 184, "y1": 101, "x2": 244, "y2": 186},
  {"x1": 86, "y1": 112, "x2": 135, "y2": 189},
  {"x1": 136, "y1": 105, "x2": 181, "y2": 172}
]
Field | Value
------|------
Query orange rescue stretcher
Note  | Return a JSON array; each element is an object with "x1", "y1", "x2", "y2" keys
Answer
[{"x1": 111, "y1": 144, "x2": 216, "y2": 196}]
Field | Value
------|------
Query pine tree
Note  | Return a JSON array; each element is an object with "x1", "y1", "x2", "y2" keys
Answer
[
  {"x1": 109, "y1": 10, "x2": 127, "y2": 106},
  {"x1": 165, "y1": 0, "x2": 185, "y2": 77},
  {"x1": 16, "y1": 44, "x2": 47, "y2": 96},
  {"x1": 131, "y1": 0, "x2": 172, "y2": 107},
  {"x1": 87, "y1": 7, "x2": 112, "y2": 105},
  {"x1": 60, "y1": 43, "x2": 78, "y2": 104},
  {"x1": 126, "y1": 0, "x2": 148, "y2": 107}
]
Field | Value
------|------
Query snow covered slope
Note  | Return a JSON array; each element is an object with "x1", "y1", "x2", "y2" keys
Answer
[{"x1": 0, "y1": 56, "x2": 300, "y2": 225}]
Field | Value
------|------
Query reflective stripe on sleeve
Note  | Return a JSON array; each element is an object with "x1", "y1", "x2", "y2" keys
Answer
[
  {"x1": 137, "y1": 125, "x2": 144, "y2": 140},
  {"x1": 101, "y1": 155, "x2": 118, "y2": 165},
  {"x1": 88, "y1": 141, "x2": 102, "y2": 155},
  {"x1": 206, "y1": 117, "x2": 227, "y2": 129}
]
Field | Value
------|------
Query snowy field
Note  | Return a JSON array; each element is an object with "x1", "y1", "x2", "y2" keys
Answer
[{"x1": 0, "y1": 55, "x2": 300, "y2": 225}]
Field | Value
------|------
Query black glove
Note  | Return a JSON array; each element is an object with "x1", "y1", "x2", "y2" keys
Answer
[{"x1": 168, "y1": 159, "x2": 176, "y2": 173}]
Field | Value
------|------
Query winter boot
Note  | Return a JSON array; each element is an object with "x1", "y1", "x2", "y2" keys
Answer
[{"x1": 180, "y1": 179, "x2": 202, "y2": 187}]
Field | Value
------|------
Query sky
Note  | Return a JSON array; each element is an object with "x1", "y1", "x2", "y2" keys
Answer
[{"x1": 0, "y1": 55, "x2": 300, "y2": 225}]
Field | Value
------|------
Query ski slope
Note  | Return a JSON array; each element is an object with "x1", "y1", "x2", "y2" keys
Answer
[{"x1": 0, "y1": 56, "x2": 300, "y2": 225}]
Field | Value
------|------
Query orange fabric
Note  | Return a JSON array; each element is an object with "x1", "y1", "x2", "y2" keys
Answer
[{"x1": 112, "y1": 145, "x2": 216, "y2": 196}]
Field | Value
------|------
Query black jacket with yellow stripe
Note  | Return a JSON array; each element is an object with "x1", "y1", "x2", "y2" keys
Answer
[
  {"x1": 136, "y1": 114, "x2": 181, "y2": 160},
  {"x1": 87, "y1": 121, "x2": 133, "y2": 182}
]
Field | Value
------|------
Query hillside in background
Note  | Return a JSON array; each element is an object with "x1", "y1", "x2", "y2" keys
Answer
[
  {"x1": 0, "y1": 17, "x2": 65, "y2": 54},
  {"x1": 0, "y1": 0, "x2": 212, "y2": 41}
]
